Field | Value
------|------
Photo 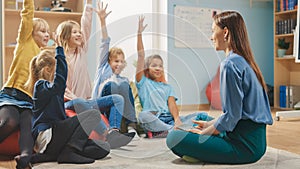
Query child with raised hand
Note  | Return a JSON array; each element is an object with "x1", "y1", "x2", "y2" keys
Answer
[
  {"x1": 55, "y1": 0, "x2": 93, "y2": 101},
  {"x1": 0, "y1": 0, "x2": 50, "y2": 168},
  {"x1": 135, "y1": 16, "x2": 180, "y2": 138},
  {"x1": 135, "y1": 16, "x2": 205, "y2": 138},
  {"x1": 56, "y1": 0, "x2": 135, "y2": 148},
  {"x1": 26, "y1": 34, "x2": 110, "y2": 165},
  {"x1": 92, "y1": 1, "x2": 139, "y2": 135}
]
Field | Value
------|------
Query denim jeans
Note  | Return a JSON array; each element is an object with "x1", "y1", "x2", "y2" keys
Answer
[
  {"x1": 65, "y1": 94, "x2": 124, "y2": 133},
  {"x1": 101, "y1": 81, "x2": 137, "y2": 125},
  {"x1": 138, "y1": 111, "x2": 209, "y2": 132}
]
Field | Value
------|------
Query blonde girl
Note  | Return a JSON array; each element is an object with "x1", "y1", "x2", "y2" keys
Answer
[
  {"x1": 0, "y1": 0, "x2": 50, "y2": 168},
  {"x1": 27, "y1": 42, "x2": 109, "y2": 165},
  {"x1": 25, "y1": 49, "x2": 56, "y2": 95},
  {"x1": 55, "y1": 0, "x2": 93, "y2": 101},
  {"x1": 56, "y1": 0, "x2": 135, "y2": 149}
]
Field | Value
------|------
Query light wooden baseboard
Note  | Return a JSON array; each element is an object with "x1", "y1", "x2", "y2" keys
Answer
[{"x1": 177, "y1": 104, "x2": 210, "y2": 111}]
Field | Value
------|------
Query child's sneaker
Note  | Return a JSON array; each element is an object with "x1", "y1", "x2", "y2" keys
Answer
[
  {"x1": 152, "y1": 130, "x2": 168, "y2": 138},
  {"x1": 106, "y1": 130, "x2": 135, "y2": 149},
  {"x1": 128, "y1": 126, "x2": 140, "y2": 141}
]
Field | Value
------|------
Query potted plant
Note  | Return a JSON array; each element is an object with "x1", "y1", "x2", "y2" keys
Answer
[{"x1": 277, "y1": 38, "x2": 290, "y2": 57}]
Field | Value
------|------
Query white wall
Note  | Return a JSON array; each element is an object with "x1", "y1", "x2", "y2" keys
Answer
[
  {"x1": 167, "y1": 0, "x2": 273, "y2": 105},
  {"x1": 87, "y1": 0, "x2": 167, "y2": 82}
]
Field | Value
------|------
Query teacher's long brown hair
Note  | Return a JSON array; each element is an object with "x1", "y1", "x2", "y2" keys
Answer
[{"x1": 213, "y1": 11, "x2": 267, "y2": 91}]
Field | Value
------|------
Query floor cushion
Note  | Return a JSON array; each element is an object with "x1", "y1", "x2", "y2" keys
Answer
[
  {"x1": 65, "y1": 109, "x2": 109, "y2": 140},
  {"x1": 0, "y1": 109, "x2": 110, "y2": 156},
  {"x1": 65, "y1": 109, "x2": 109, "y2": 126},
  {"x1": 0, "y1": 131, "x2": 20, "y2": 156}
]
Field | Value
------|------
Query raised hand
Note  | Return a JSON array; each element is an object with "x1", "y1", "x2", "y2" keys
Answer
[
  {"x1": 138, "y1": 15, "x2": 147, "y2": 34},
  {"x1": 53, "y1": 32, "x2": 62, "y2": 47},
  {"x1": 136, "y1": 15, "x2": 147, "y2": 82},
  {"x1": 95, "y1": 0, "x2": 112, "y2": 21}
]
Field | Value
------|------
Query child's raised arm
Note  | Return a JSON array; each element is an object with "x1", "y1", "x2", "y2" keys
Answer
[
  {"x1": 95, "y1": 0, "x2": 112, "y2": 66},
  {"x1": 80, "y1": 0, "x2": 93, "y2": 52},
  {"x1": 135, "y1": 16, "x2": 147, "y2": 82},
  {"x1": 91, "y1": 1, "x2": 112, "y2": 99},
  {"x1": 52, "y1": 41, "x2": 68, "y2": 94},
  {"x1": 18, "y1": 0, "x2": 34, "y2": 43},
  {"x1": 95, "y1": 1, "x2": 111, "y2": 40}
]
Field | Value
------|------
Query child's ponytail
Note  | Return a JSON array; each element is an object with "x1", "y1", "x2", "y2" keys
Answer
[{"x1": 24, "y1": 49, "x2": 56, "y2": 95}]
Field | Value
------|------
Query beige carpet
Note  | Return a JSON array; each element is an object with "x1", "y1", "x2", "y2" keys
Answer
[{"x1": 32, "y1": 137, "x2": 300, "y2": 169}]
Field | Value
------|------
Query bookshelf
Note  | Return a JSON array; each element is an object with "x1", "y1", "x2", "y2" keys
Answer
[
  {"x1": 1, "y1": 0, "x2": 84, "y2": 84},
  {"x1": 273, "y1": 0, "x2": 300, "y2": 120}
]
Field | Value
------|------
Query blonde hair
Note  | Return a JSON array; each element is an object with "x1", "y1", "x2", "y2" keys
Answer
[
  {"x1": 109, "y1": 47, "x2": 127, "y2": 68},
  {"x1": 25, "y1": 49, "x2": 56, "y2": 94},
  {"x1": 33, "y1": 18, "x2": 50, "y2": 35},
  {"x1": 144, "y1": 54, "x2": 166, "y2": 83},
  {"x1": 56, "y1": 20, "x2": 83, "y2": 53}
]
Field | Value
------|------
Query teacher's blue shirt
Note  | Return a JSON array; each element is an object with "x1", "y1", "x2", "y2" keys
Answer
[{"x1": 214, "y1": 51, "x2": 273, "y2": 132}]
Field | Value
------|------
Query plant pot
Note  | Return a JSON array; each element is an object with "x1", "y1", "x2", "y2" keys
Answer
[{"x1": 277, "y1": 49, "x2": 287, "y2": 57}]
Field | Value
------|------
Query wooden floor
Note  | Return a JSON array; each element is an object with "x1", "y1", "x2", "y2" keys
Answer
[
  {"x1": 1, "y1": 109, "x2": 300, "y2": 168},
  {"x1": 266, "y1": 109, "x2": 300, "y2": 155}
]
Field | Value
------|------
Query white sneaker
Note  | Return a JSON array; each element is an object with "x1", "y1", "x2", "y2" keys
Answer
[{"x1": 128, "y1": 126, "x2": 140, "y2": 141}]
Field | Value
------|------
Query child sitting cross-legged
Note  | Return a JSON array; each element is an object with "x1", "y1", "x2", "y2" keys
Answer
[
  {"x1": 135, "y1": 16, "x2": 206, "y2": 138},
  {"x1": 92, "y1": 1, "x2": 139, "y2": 136},
  {"x1": 25, "y1": 35, "x2": 110, "y2": 165}
]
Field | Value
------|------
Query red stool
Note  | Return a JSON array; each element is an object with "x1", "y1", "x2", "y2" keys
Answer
[
  {"x1": 65, "y1": 109, "x2": 109, "y2": 126},
  {"x1": 0, "y1": 109, "x2": 109, "y2": 156},
  {"x1": 65, "y1": 109, "x2": 109, "y2": 140},
  {"x1": 0, "y1": 131, "x2": 20, "y2": 156}
]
